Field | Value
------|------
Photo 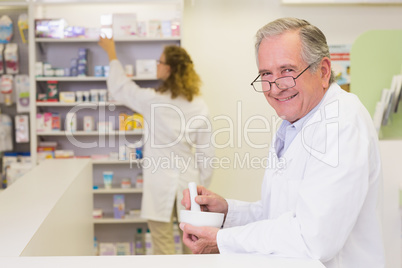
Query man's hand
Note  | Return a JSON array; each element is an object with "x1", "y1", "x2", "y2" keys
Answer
[
  {"x1": 182, "y1": 185, "x2": 228, "y2": 217},
  {"x1": 180, "y1": 222, "x2": 220, "y2": 254}
]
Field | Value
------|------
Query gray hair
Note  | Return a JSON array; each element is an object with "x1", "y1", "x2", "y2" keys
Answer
[{"x1": 255, "y1": 17, "x2": 335, "y2": 85}]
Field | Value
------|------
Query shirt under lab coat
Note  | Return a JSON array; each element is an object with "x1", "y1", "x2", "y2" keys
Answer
[
  {"x1": 217, "y1": 83, "x2": 385, "y2": 268},
  {"x1": 107, "y1": 60, "x2": 214, "y2": 222}
]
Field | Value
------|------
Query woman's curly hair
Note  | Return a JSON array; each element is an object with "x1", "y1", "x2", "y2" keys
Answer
[{"x1": 158, "y1": 45, "x2": 201, "y2": 101}]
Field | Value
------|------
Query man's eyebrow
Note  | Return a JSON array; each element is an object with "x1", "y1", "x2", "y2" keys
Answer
[
  {"x1": 258, "y1": 68, "x2": 270, "y2": 74},
  {"x1": 258, "y1": 64, "x2": 298, "y2": 74}
]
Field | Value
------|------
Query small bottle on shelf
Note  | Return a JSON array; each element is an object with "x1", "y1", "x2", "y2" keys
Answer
[
  {"x1": 145, "y1": 228, "x2": 153, "y2": 255},
  {"x1": 134, "y1": 228, "x2": 145, "y2": 255},
  {"x1": 93, "y1": 236, "x2": 99, "y2": 256}
]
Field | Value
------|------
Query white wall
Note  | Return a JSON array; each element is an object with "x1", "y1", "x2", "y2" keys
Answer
[{"x1": 182, "y1": 0, "x2": 402, "y2": 201}]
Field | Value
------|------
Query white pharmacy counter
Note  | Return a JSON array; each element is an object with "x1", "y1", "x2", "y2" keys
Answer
[{"x1": 0, "y1": 254, "x2": 325, "y2": 268}]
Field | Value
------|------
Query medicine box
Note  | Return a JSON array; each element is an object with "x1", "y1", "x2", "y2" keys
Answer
[
  {"x1": 5, "y1": 43, "x2": 19, "y2": 74},
  {"x1": 52, "y1": 113, "x2": 60, "y2": 131},
  {"x1": 36, "y1": 114, "x2": 44, "y2": 132},
  {"x1": 43, "y1": 112, "x2": 52, "y2": 132},
  {"x1": 35, "y1": 19, "x2": 67, "y2": 38},
  {"x1": 99, "y1": 243, "x2": 116, "y2": 256},
  {"x1": 113, "y1": 194, "x2": 125, "y2": 219},
  {"x1": 59, "y1": 92, "x2": 75, "y2": 103},
  {"x1": 46, "y1": 81, "x2": 59, "y2": 101},
  {"x1": 136, "y1": 59, "x2": 156, "y2": 78},
  {"x1": 112, "y1": 13, "x2": 137, "y2": 37},
  {"x1": 133, "y1": 113, "x2": 144, "y2": 129}
]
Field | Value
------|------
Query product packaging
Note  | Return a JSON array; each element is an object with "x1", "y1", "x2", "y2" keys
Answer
[
  {"x1": 0, "y1": 15, "x2": 13, "y2": 43},
  {"x1": 15, "y1": 74, "x2": 30, "y2": 113},
  {"x1": 82, "y1": 91, "x2": 90, "y2": 102},
  {"x1": 135, "y1": 173, "x2": 143, "y2": 189},
  {"x1": 94, "y1": 66, "x2": 104, "y2": 77},
  {"x1": 125, "y1": 64, "x2": 134, "y2": 77},
  {"x1": 18, "y1": 14, "x2": 28, "y2": 43},
  {"x1": 36, "y1": 114, "x2": 45, "y2": 132},
  {"x1": 171, "y1": 19, "x2": 180, "y2": 37},
  {"x1": 35, "y1": 19, "x2": 67, "y2": 38},
  {"x1": 120, "y1": 178, "x2": 131, "y2": 189},
  {"x1": 15, "y1": 115, "x2": 29, "y2": 143},
  {"x1": 137, "y1": 21, "x2": 147, "y2": 37},
  {"x1": 116, "y1": 242, "x2": 132, "y2": 255},
  {"x1": 136, "y1": 59, "x2": 157, "y2": 78},
  {"x1": 113, "y1": 13, "x2": 137, "y2": 37},
  {"x1": 77, "y1": 48, "x2": 88, "y2": 76},
  {"x1": 100, "y1": 14, "x2": 113, "y2": 39},
  {"x1": 59, "y1": 92, "x2": 75, "y2": 103},
  {"x1": 99, "y1": 243, "x2": 116, "y2": 256},
  {"x1": 46, "y1": 80, "x2": 59, "y2": 101},
  {"x1": 0, "y1": 44, "x2": 4, "y2": 74},
  {"x1": 75, "y1": 91, "x2": 83, "y2": 102},
  {"x1": 103, "y1": 66, "x2": 110, "y2": 77},
  {"x1": 43, "y1": 63, "x2": 53, "y2": 76},
  {"x1": 134, "y1": 228, "x2": 144, "y2": 255},
  {"x1": 113, "y1": 194, "x2": 125, "y2": 219},
  {"x1": 70, "y1": 58, "x2": 78, "y2": 77},
  {"x1": 161, "y1": 20, "x2": 172, "y2": 37},
  {"x1": 119, "y1": 145, "x2": 126, "y2": 160},
  {"x1": 35, "y1": 62, "x2": 43, "y2": 77},
  {"x1": 135, "y1": 147, "x2": 143, "y2": 159},
  {"x1": 148, "y1": 20, "x2": 162, "y2": 38},
  {"x1": 103, "y1": 171, "x2": 114, "y2": 189},
  {"x1": 119, "y1": 113, "x2": 127, "y2": 131},
  {"x1": 65, "y1": 112, "x2": 77, "y2": 132},
  {"x1": 37, "y1": 93, "x2": 47, "y2": 102},
  {"x1": 54, "y1": 68, "x2": 64, "y2": 77},
  {"x1": 145, "y1": 229, "x2": 153, "y2": 255},
  {"x1": 0, "y1": 74, "x2": 13, "y2": 106},
  {"x1": 124, "y1": 115, "x2": 134, "y2": 130},
  {"x1": 92, "y1": 209, "x2": 103, "y2": 219},
  {"x1": 4, "y1": 43, "x2": 19, "y2": 74},
  {"x1": 83, "y1": 116, "x2": 95, "y2": 131},
  {"x1": 51, "y1": 113, "x2": 61, "y2": 131},
  {"x1": 98, "y1": 89, "x2": 107, "y2": 102},
  {"x1": 90, "y1": 89, "x2": 99, "y2": 102},
  {"x1": 132, "y1": 113, "x2": 144, "y2": 129},
  {"x1": 43, "y1": 112, "x2": 52, "y2": 132},
  {"x1": 0, "y1": 114, "x2": 12, "y2": 153}
]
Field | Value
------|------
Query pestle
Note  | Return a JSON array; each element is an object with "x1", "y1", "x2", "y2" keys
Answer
[
  {"x1": 188, "y1": 182, "x2": 201, "y2": 212},
  {"x1": 180, "y1": 182, "x2": 224, "y2": 228}
]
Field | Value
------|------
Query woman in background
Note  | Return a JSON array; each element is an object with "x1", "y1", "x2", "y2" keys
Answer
[{"x1": 99, "y1": 36, "x2": 214, "y2": 254}]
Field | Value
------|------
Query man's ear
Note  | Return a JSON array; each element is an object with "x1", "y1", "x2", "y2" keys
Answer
[{"x1": 319, "y1": 57, "x2": 331, "y2": 89}]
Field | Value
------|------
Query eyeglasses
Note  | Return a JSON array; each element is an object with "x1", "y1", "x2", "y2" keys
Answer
[
  {"x1": 250, "y1": 64, "x2": 311, "y2": 92},
  {"x1": 157, "y1": 60, "x2": 168, "y2": 65}
]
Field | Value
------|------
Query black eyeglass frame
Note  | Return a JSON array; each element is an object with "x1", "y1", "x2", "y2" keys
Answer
[
  {"x1": 250, "y1": 64, "x2": 312, "y2": 92},
  {"x1": 157, "y1": 60, "x2": 168, "y2": 65}
]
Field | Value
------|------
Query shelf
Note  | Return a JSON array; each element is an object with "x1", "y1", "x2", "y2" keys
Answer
[
  {"x1": 35, "y1": 36, "x2": 181, "y2": 43},
  {"x1": 0, "y1": 2, "x2": 28, "y2": 7},
  {"x1": 35, "y1": 76, "x2": 157, "y2": 82},
  {"x1": 93, "y1": 217, "x2": 147, "y2": 224},
  {"x1": 36, "y1": 130, "x2": 143, "y2": 136},
  {"x1": 36, "y1": 101, "x2": 126, "y2": 107},
  {"x1": 92, "y1": 159, "x2": 141, "y2": 164},
  {"x1": 93, "y1": 188, "x2": 143, "y2": 194}
]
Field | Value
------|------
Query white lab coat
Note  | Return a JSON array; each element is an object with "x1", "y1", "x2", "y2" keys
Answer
[
  {"x1": 107, "y1": 60, "x2": 214, "y2": 222},
  {"x1": 217, "y1": 83, "x2": 384, "y2": 268}
]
